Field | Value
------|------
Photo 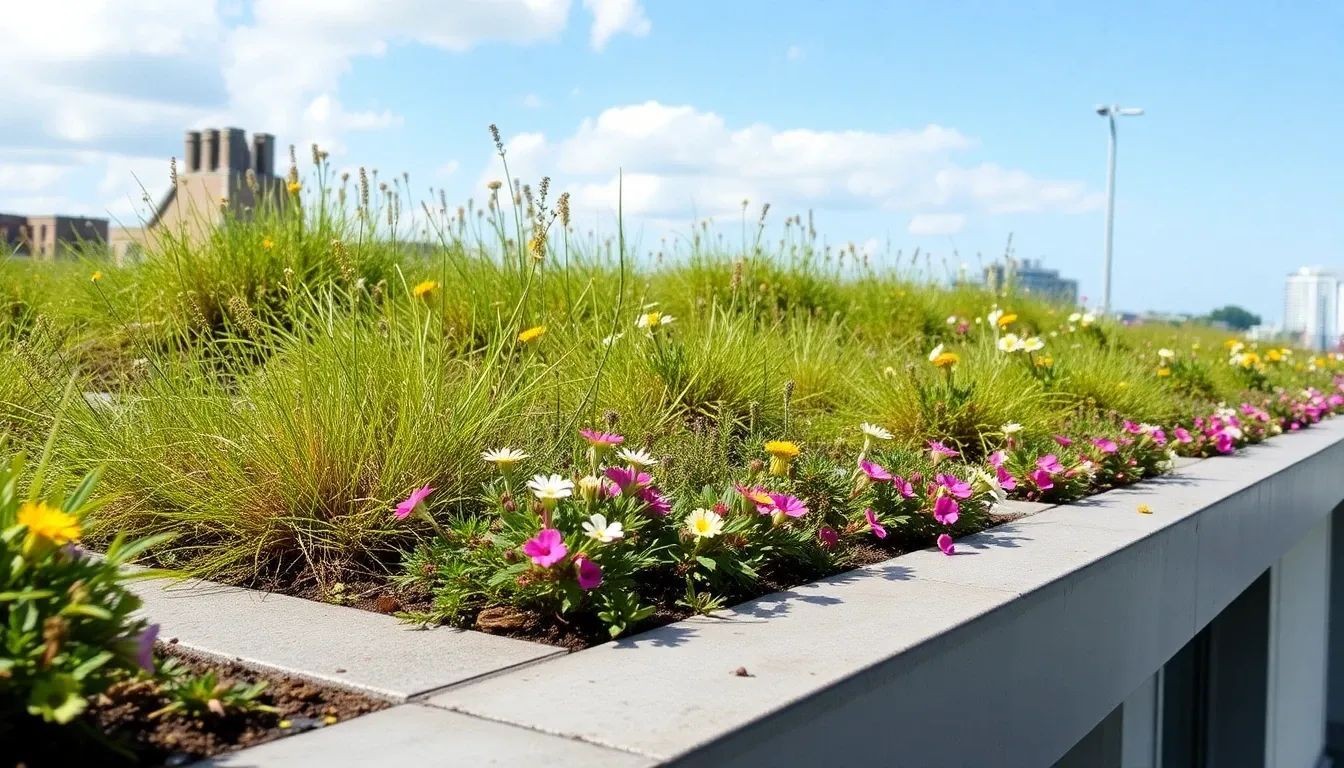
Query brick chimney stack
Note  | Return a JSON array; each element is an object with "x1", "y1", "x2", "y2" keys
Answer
[
  {"x1": 184, "y1": 130, "x2": 202, "y2": 173},
  {"x1": 219, "y1": 128, "x2": 247, "y2": 172},
  {"x1": 252, "y1": 132, "x2": 275, "y2": 178},
  {"x1": 201, "y1": 129, "x2": 220, "y2": 171}
]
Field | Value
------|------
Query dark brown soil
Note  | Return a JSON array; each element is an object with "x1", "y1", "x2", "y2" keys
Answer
[
  {"x1": 362, "y1": 509, "x2": 1029, "y2": 651},
  {"x1": 158, "y1": 511, "x2": 1034, "y2": 655},
  {"x1": 3, "y1": 648, "x2": 387, "y2": 767}
]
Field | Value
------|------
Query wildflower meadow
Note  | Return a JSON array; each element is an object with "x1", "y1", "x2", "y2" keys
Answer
[{"x1": 4, "y1": 137, "x2": 1343, "y2": 648}]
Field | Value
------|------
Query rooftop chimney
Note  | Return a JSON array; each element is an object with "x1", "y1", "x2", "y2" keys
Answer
[
  {"x1": 219, "y1": 128, "x2": 247, "y2": 173},
  {"x1": 184, "y1": 130, "x2": 202, "y2": 173},
  {"x1": 202, "y1": 129, "x2": 220, "y2": 172},
  {"x1": 252, "y1": 132, "x2": 275, "y2": 178}
]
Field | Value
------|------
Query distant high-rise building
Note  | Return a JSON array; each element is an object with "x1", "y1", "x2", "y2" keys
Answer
[
  {"x1": 1283, "y1": 267, "x2": 1344, "y2": 351},
  {"x1": 983, "y1": 258, "x2": 1079, "y2": 306}
]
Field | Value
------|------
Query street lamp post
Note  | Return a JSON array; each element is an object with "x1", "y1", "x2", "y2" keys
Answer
[{"x1": 1096, "y1": 104, "x2": 1143, "y2": 317}]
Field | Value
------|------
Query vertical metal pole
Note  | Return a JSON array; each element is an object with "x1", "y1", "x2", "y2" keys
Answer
[{"x1": 1102, "y1": 111, "x2": 1118, "y2": 317}]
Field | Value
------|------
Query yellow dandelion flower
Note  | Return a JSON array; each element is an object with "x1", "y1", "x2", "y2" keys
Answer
[
  {"x1": 1156, "y1": 367, "x2": 1172, "y2": 377},
  {"x1": 287, "y1": 180, "x2": 302, "y2": 195},
  {"x1": 1137, "y1": 503, "x2": 1152, "y2": 515},
  {"x1": 931, "y1": 351, "x2": 960, "y2": 369},
  {"x1": 18, "y1": 501, "x2": 81, "y2": 546},
  {"x1": 1035, "y1": 355, "x2": 1054, "y2": 368},
  {"x1": 764, "y1": 440, "x2": 800, "y2": 477},
  {"x1": 518, "y1": 325, "x2": 546, "y2": 344},
  {"x1": 262, "y1": 237, "x2": 274, "y2": 250},
  {"x1": 996, "y1": 312, "x2": 1018, "y2": 328},
  {"x1": 90, "y1": 271, "x2": 104, "y2": 282},
  {"x1": 411, "y1": 280, "x2": 439, "y2": 299}
]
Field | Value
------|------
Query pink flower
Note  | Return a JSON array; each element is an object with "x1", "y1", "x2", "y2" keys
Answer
[
  {"x1": 523, "y1": 528, "x2": 568, "y2": 567},
  {"x1": 1030, "y1": 468, "x2": 1054, "y2": 491},
  {"x1": 891, "y1": 476, "x2": 916, "y2": 498},
  {"x1": 1150, "y1": 429, "x2": 1168, "y2": 446},
  {"x1": 995, "y1": 465, "x2": 1018, "y2": 491},
  {"x1": 928, "y1": 441, "x2": 959, "y2": 463},
  {"x1": 988, "y1": 450, "x2": 1007, "y2": 468},
  {"x1": 1172, "y1": 426, "x2": 1193, "y2": 444},
  {"x1": 579, "y1": 428, "x2": 624, "y2": 448},
  {"x1": 637, "y1": 485, "x2": 672, "y2": 516},
  {"x1": 933, "y1": 495, "x2": 960, "y2": 525},
  {"x1": 935, "y1": 474, "x2": 972, "y2": 499},
  {"x1": 135, "y1": 623, "x2": 160, "y2": 672},
  {"x1": 1053, "y1": 434, "x2": 1073, "y2": 447},
  {"x1": 864, "y1": 508, "x2": 888, "y2": 539},
  {"x1": 1123, "y1": 420, "x2": 1143, "y2": 434},
  {"x1": 818, "y1": 526, "x2": 839, "y2": 549},
  {"x1": 1036, "y1": 454, "x2": 1064, "y2": 474},
  {"x1": 1214, "y1": 431, "x2": 1236, "y2": 454},
  {"x1": 734, "y1": 483, "x2": 773, "y2": 508},
  {"x1": 764, "y1": 493, "x2": 808, "y2": 518},
  {"x1": 859, "y1": 460, "x2": 892, "y2": 482},
  {"x1": 394, "y1": 485, "x2": 434, "y2": 519},
  {"x1": 1092, "y1": 438, "x2": 1118, "y2": 454},
  {"x1": 937, "y1": 533, "x2": 955, "y2": 556},
  {"x1": 603, "y1": 466, "x2": 650, "y2": 493},
  {"x1": 575, "y1": 556, "x2": 602, "y2": 590}
]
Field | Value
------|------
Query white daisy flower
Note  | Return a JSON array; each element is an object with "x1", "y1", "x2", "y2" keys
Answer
[
  {"x1": 582, "y1": 513, "x2": 624, "y2": 543},
  {"x1": 527, "y1": 473, "x2": 574, "y2": 501}
]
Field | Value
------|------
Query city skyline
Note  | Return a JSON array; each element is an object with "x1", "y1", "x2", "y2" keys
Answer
[{"x1": 1, "y1": 1, "x2": 1340, "y2": 322}]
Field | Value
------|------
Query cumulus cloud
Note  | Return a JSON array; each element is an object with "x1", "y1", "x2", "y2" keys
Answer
[
  {"x1": 0, "y1": 0, "x2": 596, "y2": 215},
  {"x1": 483, "y1": 101, "x2": 1099, "y2": 227},
  {"x1": 908, "y1": 213, "x2": 968, "y2": 236},
  {"x1": 222, "y1": 0, "x2": 571, "y2": 150},
  {"x1": 583, "y1": 0, "x2": 652, "y2": 51}
]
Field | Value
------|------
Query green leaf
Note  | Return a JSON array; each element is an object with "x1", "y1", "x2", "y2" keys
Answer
[
  {"x1": 62, "y1": 604, "x2": 114, "y2": 620},
  {"x1": 695, "y1": 555, "x2": 717, "y2": 571},
  {"x1": 61, "y1": 468, "x2": 102, "y2": 515},
  {"x1": 0, "y1": 589, "x2": 56, "y2": 601},
  {"x1": 72, "y1": 650, "x2": 113, "y2": 680}
]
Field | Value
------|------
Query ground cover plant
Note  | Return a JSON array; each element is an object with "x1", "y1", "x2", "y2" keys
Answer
[
  {"x1": 0, "y1": 422, "x2": 384, "y2": 764},
  {"x1": 3, "y1": 136, "x2": 1343, "y2": 646}
]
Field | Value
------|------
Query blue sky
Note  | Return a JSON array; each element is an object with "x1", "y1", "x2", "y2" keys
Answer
[{"x1": 2, "y1": 1, "x2": 1340, "y2": 323}]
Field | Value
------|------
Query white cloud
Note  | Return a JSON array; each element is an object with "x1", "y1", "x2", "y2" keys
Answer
[
  {"x1": 908, "y1": 213, "x2": 967, "y2": 236},
  {"x1": 482, "y1": 101, "x2": 1098, "y2": 226},
  {"x1": 0, "y1": 0, "x2": 582, "y2": 216},
  {"x1": 522, "y1": 93, "x2": 545, "y2": 109},
  {"x1": 223, "y1": 0, "x2": 571, "y2": 147},
  {"x1": 582, "y1": 0, "x2": 651, "y2": 51},
  {"x1": 437, "y1": 160, "x2": 462, "y2": 179},
  {"x1": 0, "y1": 163, "x2": 75, "y2": 193}
]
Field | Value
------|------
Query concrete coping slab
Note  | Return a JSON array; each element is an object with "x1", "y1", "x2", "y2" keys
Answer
[
  {"x1": 130, "y1": 575, "x2": 563, "y2": 701},
  {"x1": 420, "y1": 418, "x2": 1344, "y2": 764},
  {"x1": 195, "y1": 704, "x2": 653, "y2": 767}
]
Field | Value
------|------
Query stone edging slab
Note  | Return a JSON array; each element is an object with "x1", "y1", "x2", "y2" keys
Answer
[
  {"x1": 418, "y1": 420, "x2": 1344, "y2": 766},
  {"x1": 191, "y1": 422, "x2": 1340, "y2": 766},
  {"x1": 130, "y1": 576, "x2": 563, "y2": 701}
]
